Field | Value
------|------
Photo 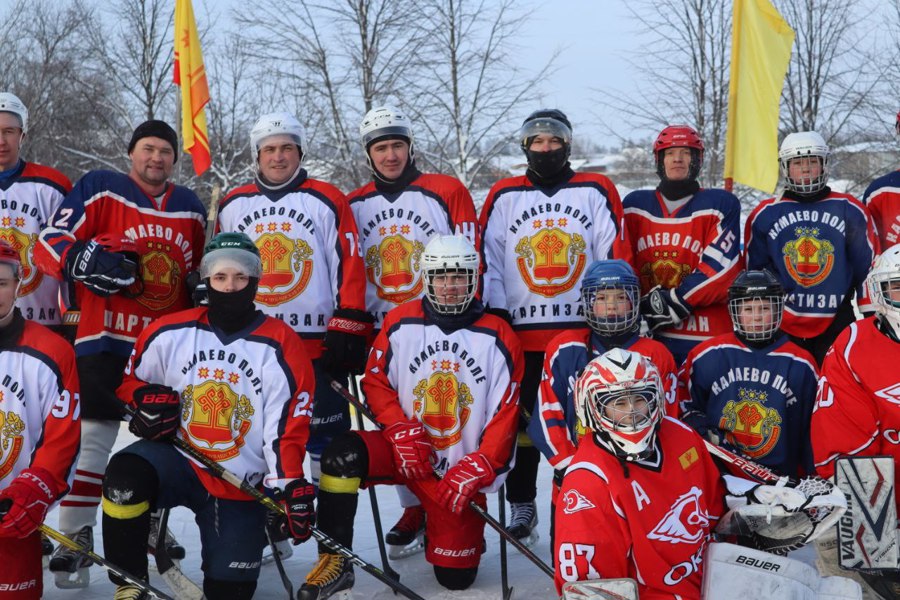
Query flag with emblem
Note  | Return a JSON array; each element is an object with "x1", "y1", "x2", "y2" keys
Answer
[{"x1": 173, "y1": 0, "x2": 211, "y2": 175}]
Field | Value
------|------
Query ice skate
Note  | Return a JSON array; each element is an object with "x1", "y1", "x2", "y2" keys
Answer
[
  {"x1": 385, "y1": 505, "x2": 426, "y2": 559},
  {"x1": 297, "y1": 552, "x2": 354, "y2": 600},
  {"x1": 113, "y1": 583, "x2": 149, "y2": 600},
  {"x1": 507, "y1": 501, "x2": 539, "y2": 547},
  {"x1": 48, "y1": 526, "x2": 93, "y2": 589},
  {"x1": 261, "y1": 507, "x2": 293, "y2": 564},
  {"x1": 148, "y1": 511, "x2": 186, "y2": 562}
]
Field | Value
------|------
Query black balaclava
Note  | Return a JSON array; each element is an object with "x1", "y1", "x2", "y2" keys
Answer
[{"x1": 207, "y1": 279, "x2": 261, "y2": 334}]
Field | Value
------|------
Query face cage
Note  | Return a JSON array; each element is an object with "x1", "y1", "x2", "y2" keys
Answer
[
  {"x1": 872, "y1": 275, "x2": 900, "y2": 335},
  {"x1": 585, "y1": 384, "x2": 660, "y2": 457},
  {"x1": 581, "y1": 283, "x2": 639, "y2": 335},
  {"x1": 781, "y1": 155, "x2": 828, "y2": 194},
  {"x1": 424, "y1": 268, "x2": 477, "y2": 315},
  {"x1": 728, "y1": 295, "x2": 784, "y2": 342}
]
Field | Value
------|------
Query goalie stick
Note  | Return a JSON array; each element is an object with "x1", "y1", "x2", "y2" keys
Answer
[
  {"x1": 153, "y1": 507, "x2": 204, "y2": 600},
  {"x1": 560, "y1": 578, "x2": 639, "y2": 600}
]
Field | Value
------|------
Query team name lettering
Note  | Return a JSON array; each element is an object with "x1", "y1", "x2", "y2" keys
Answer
[
  {"x1": 360, "y1": 207, "x2": 437, "y2": 238},
  {"x1": 711, "y1": 369, "x2": 798, "y2": 406},
  {"x1": 681, "y1": 315, "x2": 710, "y2": 333},
  {"x1": 22, "y1": 307, "x2": 58, "y2": 321},
  {"x1": 787, "y1": 292, "x2": 841, "y2": 310},
  {"x1": 408, "y1": 341, "x2": 485, "y2": 383},
  {"x1": 122, "y1": 224, "x2": 194, "y2": 265},
  {"x1": 0, "y1": 375, "x2": 26, "y2": 402},
  {"x1": 236, "y1": 206, "x2": 315, "y2": 235},
  {"x1": 635, "y1": 232, "x2": 703, "y2": 255},
  {"x1": 0, "y1": 198, "x2": 43, "y2": 221},
  {"x1": 271, "y1": 312, "x2": 327, "y2": 329},
  {"x1": 511, "y1": 302, "x2": 582, "y2": 321},
  {"x1": 508, "y1": 203, "x2": 592, "y2": 235},
  {"x1": 181, "y1": 350, "x2": 264, "y2": 395},
  {"x1": 663, "y1": 546, "x2": 705, "y2": 586},
  {"x1": 768, "y1": 210, "x2": 846, "y2": 239},
  {"x1": 104, "y1": 310, "x2": 153, "y2": 333}
]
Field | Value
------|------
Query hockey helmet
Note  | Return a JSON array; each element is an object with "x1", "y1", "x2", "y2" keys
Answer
[
  {"x1": 654, "y1": 125, "x2": 704, "y2": 182},
  {"x1": 421, "y1": 234, "x2": 479, "y2": 315},
  {"x1": 867, "y1": 244, "x2": 900, "y2": 339},
  {"x1": 728, "y1": 270, "x2": 785, "y2": 345},
  {"x1": 519, "y1": 108, "x2": 572, "y2": 178},
  {"x1": 359, "y1": 105, "x2": 415, "y2": 177},
  {"x1": 779, "y1": 131, "x2": 829, "y2": 195},
  {"x1": 200, "y1": 232, "x2": 262, "y2": 279},
  {"x1": 580, "y1": 259, "x2": 640, "y2": 336},
  {"x1": 574, "y1": 348, "x2": 663, "y2": 461},
  {"x1": 0, "y1": 239, "x2": 21, "y2": 279},
  {"x1": 250, "y1": 112, "x2": 305, "y2": 158},
  {"x1": 0, "y1": 92, "x2": 27, "y2": 132}
]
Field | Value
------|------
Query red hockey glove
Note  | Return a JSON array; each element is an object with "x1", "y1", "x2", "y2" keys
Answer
[
  {"x1": 129, "y1": 384, "x2": 181, "y2": 441},
  {"x1": 0, "y1": 468, "x2": 58, "y2": 538},
  {"x1": 321, "y1": 308, "x2": 374, "y2": 378},
  {"x1": 639, "y1": 286, "x2": 691, "y2": 331},
  {"x1": 437, "y1": 452, "x2": 496, "y2": 515},
  {"x1": 385, "y1": 420, "x2": 434, "y2": 481},
  {"x1": 279, "y1": 478, "x2": 316, "y2": 543}
]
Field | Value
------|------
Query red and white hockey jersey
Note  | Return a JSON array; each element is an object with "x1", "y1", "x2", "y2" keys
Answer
[
  {"x1": 362, "y1": 301, "x2": 522, "y2": 488},
  {"x1": 118, "y1": 308, "x2": 314, "y2": 499},
  {"x1": 812, "y1": 318, "x2": 900, "y2": 497},
  {"x1": 217, "y1": 176, "x2": 366, "y2": 359},
  {"x1": 480, "y1": 173, "x2": 632, "y2": 352},
  {"x1": 34, "y1": 170, "x2": 207, "y2": 357},
  {"x1": 349, "y1": 173, "x2": 478, "y2": 330},
  {"x1": 0, "y1": 162, "x2": 72, "y2": 325},
  {"x1": 554, "y1": 418, "x2": 726, "y2": 600},
  {"x1": 0, "y1": 319, "x2": 80, "y2": 498},
  {"x1": 863, "y1": 170, "x2": 900, "y2": 250}
]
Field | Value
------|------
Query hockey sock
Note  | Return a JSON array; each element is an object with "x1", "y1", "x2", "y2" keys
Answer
[
  {"x1": 59, "y1": 419, "x2": 119, "y2": 532},
  {"x1": 102, "y1": 453, "x2": 158, "y2": 585},
  {"x1": 434, "y1": 565, "x2": 478, "y2": 590},
  {"x1": 204, "y1": 578, "x2": 257, "y2": 600},
  {"x1": 505, "y1": 441, "x2": 540, "y2": 503}
]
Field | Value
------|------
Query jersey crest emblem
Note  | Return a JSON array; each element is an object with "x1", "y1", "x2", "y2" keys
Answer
[
  {"x1": 255, "y1": 229, "x2": 314, "y2": 306},
  {"x1": 875, "y1": 382, "x2": 900, "y2": 406},
  {"x1": 515, "y1": 226, "x2": 586, "y2": 297},
  {"x1": 182, "y1": 371, "x2": 254, "y2": 462},
  {"x1": 364, "y1": 235, "x2": 425, "y2": 304},
  {"x1": 562, "y1": 489, "x2": 596, "y2": 514},
  {"x1": 0, "y1": 228, "x2": 42, "y2": 296},
  {"x1": 718, "y1": 388, "x2": 782, "y2": 458},
  {"x1": 640, "y1": 249, "x2": 692, "y2": 290},
  {"x1": 134, "y1": 240, "x2": 181, "y2": 311},
  {"x1": 413, "y1": 362, "x2": 472, "y2": 450},
  {"x1": 782, "y1": 226, "x2": 834, "y2": 287},
  {"x1": 0, "y1": 409, "x2": 25, "y2": 480},
  {"x1": 648, "y1": 486, "x2": 710, "y2": 544}
]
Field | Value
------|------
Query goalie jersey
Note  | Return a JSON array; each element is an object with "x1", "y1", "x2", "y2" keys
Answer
[
  {"x1": 863, "y1": 170, "x2": 900, "y2": 250},
  {"x1": 118, "y1": 307, "x2": 314, "y2": 500},
  {"x1": 361, "y1": 300, "x2": 522, "y2": 489},
  {"x1": 348, "y1": 173, "x2": 478, "y2": 330},
  {"x1": 554, "y1": 417, "x2": 725, "y2": 600}
]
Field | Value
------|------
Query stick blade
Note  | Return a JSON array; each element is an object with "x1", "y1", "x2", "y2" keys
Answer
[
  {"x1": 561, "y1": 579, "x2": 639, "y2": 600},
  {"x1": 835, "y1": 455, "x2": 899, "y2": 571}
]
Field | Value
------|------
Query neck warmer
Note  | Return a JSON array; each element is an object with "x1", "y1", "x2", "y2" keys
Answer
[{"x1": 207, "y1": 279, "x2": 260, "y2": 334}]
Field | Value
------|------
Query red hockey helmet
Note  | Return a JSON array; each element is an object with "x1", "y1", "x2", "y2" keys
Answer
[
  {"x1": 654, "y1": 125, "x2": 704, "y2": 181},
  {"x1": 895, "y1": 110, "x2": 900, "y2": 136},
  {"x1": 0, "y1": 239, "x2": 21, "y2": 278}
]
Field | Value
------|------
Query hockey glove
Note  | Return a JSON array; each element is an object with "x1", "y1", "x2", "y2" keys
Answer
[
  {"x1": 0, "y1": 467, "x2": 58, "y2": 538},
  {"x1": 279, "y1": 478, "x2": 316, "y2": 544},
  {"x1": 639, "y1": 286, "x2": 691, "y2": 331},
  {"x1": 185, "y1": 270, "x2": 208, "y2": 306},
  {"x1": 129, "y1": 384, "x2": 182, "y2": 441},
  {"x1": 65, "y1": 240, "x2": 137, "y2": 296},
  {"x1": 437, "y1": 452, "x2": 496, "y2": 515},
  {"x1": 486, "y1": 307, "x2": 513, "y2": 325},
  {"x1": 385, "y1": 420, "x2": 434, "y2": 481},
  {"x1": 321, "y1": 308, "x2": 375, "y2": 378}
]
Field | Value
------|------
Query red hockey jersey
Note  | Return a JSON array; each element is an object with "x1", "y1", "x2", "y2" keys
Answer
[{"x1": 863, "y1": 170, "x2": 900, "y2": 251}]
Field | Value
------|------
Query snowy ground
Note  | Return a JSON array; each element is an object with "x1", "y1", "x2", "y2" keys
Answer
[{"x1": 42, "y1": 422, "x2": 560, "y2": 600}]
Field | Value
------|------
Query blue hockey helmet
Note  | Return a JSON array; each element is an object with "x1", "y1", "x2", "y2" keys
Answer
[{"x1": 580, "y1": 259, "x2": 640, "y2": 336}]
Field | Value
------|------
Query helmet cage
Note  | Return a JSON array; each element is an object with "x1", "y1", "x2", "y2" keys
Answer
[
  {"x1": 582, "y1": 282, "x2": 640, "y2": 335},
  {"x1": 421, "y1": 234, "x2": 479, "y2": 316},
  {"x1": 424, "y1": 267, "x2": 478, "y2": 315},
  {"x1": 729, "y1": 294, "x2": 784, "y2": 342},
  {"x1": 867, "y1": 246, "x2": 900, "y2": 337},
  {"x1": 779, "y1": 132, "x2": 829, "y2": 194}
]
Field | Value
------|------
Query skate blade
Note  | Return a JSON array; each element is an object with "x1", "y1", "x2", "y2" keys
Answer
[
  {"x1": 388, "y1": 534, "x2": 425, "y2": 560},
  {"x1": 53, "y1": 568, "x2": 90, "y2": 589},
  {"x1": 512, "y1": 530, "x2": 539, "y2": 548},
  {"x1": 328, "y1": 591, "x2": 353, "y2": 600}
]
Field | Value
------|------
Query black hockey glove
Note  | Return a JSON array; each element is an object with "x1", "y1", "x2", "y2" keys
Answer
[
  {"x1": 65, "y1": 240, "x2": 137, "y2": 297},
  {"x1": 320, "y1": 308, "x2": 375, "y2": 378},
  {"x1": 485, "y1": 307, "x2": 513, "y2": 325},
  {"x1": 639, "y1": 286, "x2": 691, "y2": 332},
  {"x1": 279, "y1": 478, "x2": 316, "y2": 544},
  {"x1": 185, "y1": 270, "x2": 208, "y2": 306},
  {"x1": 129, "y1": 384, "x2": 182, "y2": 441}
]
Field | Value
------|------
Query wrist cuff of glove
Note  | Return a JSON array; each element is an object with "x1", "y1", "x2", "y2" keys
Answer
[{"x1": 328, "y1": 308, "x2": 375, "y2": 337}]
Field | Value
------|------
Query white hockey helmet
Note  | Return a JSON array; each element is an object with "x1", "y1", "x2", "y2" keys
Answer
[
  {"x1": 359, "y1": 105, "x2": 415, "y2": 173},
  {"x1": 0, "y1": 92, "x2": 27, "y2": 132},
  {"x1": 867, "y1": 244, "x2": 900, "y2": 339},
  {"x1": 779, "y1": 131, "x2": 829, "y2": 194},
  {"x1": 574, "y1": 348, "x2": 663, "y2": 460},
  {"x1": 421, "y1": 234, "x2": 479, "y2": 315},
  {"x1": 250, "y1": 112, "x2": 305, "y2": 157}
]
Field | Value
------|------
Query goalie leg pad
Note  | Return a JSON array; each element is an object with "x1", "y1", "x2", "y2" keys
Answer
[
  {"x1": 560, "y1": 578, "x2": 639, "y2": 600},
  {"x1": 835, "y1": 456, "x2": 899, "y2": 571}
]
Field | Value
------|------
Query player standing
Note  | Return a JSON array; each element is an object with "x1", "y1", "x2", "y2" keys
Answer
[
  {"x1": 480, "y1": 108, "x2": 631, "y2": 544},
  {"x1": 297, "y1": 234, "x2": 521, "y2": 599},
  {"x1": 862, "y1": 111, "x2": 900, "y2": 251},
  {"x1": 623, "y1": 125, "x2": 743, "y2": 365}
]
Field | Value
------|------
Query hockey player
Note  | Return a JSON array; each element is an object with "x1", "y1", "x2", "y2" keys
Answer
[
  {"x1": 101, "y1": 232, "x2": 316, "y2": 600},
  {"x1": 862, "y1": 111, "x2": 900, "y2": 250},
  {"x1": 34, "y1": 119, "x2": 206, "y2": 586},
  {"x1": 480, "y1": 108, "x2": 631, "y2": 544},
  {"x1": 623, "y1": 125, "x2": 743, "y2": 365},
  {"x1": 679, "y1": 270, "x2": 818, "y2": 477},
  {"x1": 297, "y1": 234, "x2": 521, "y2": 600},
  {"x1": 0, "y1": 92, "x2": 72, "y2": 331},
  {"x1": 745, "y1": 131, "x2": 878, "y2": 365},
  {"x1": 0, "y1": 240, "x2": 80, "y2": 599},
  {"x1": 348, "y1": 106, "x2": 478, "y2": 556},
  {"x1": 554, "y1": 348, "x2": 726, "y2": 599}
]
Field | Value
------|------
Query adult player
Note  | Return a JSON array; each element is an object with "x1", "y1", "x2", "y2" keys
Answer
[
  {"x1": 745, "y1": 131, "x2": 878, "y2": 365},
  {"x1": 863, "y1": 111, "x2": 900, "y2": 250},
  {"x1": 297, "y1": 234, "x2": 521, "y2": 600},
  {"x1": 102, "y1": 233, "x2": 315, "y2": 600},
  {"x1": 623, "y1": 125, "x2": 743, "y2": 365},
  {"x1": 0, "y1": 240, "x2": 79, "y2": 599},
  {"x1": 34, "y1": 120, "x2": 206, "y2": 586},
  {"x1": 480, "y1": 108, "x2": 631, "y2": 544},
  {"x1": 348, "y1": 105, "x2": 478, "y2": 555},
  {"x1": 0, "y1": 92, "x2": 72, "y2": 331},
  {"x1": 679, "y1": 270, "x2": 818, "y2": 477},
  {"x1": 811, "y1": 244, "x2": 900, "y2": 599}
]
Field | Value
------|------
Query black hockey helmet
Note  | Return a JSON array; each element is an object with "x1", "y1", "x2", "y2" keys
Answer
[
  {"x1": 728, "y1": 270, "x2": 785, "y2": 345},
  {"x1": 519, "y1": 108, "x2": 572, "y2": 178}
]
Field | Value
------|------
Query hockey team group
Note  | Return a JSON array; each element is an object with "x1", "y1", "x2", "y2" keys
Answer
[{"x1": 0, "y1": 87, "x2": 899, "y2": 600}]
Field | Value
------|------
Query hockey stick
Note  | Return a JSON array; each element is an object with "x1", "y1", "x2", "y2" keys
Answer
[
  {"x1": 498, "y1": 484, "x2": 513, "y2": 600},
  {"x1": 329, "y1": 377, "x2": 555, "y2": 579},
  {"x1": 701, "y1": 438, "x2": 784, "y2": 484},
  {"x1": 349, "y1": 374, "x2": 402, "y2": 586},
  {"x1": 153, "y1": 508, "x2": 204, "y2": 600},
  {"x1": 264, "y1": 525, "x2": 294, "y2": 599}
]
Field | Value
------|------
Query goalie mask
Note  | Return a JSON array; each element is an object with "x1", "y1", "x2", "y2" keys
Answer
[
  {"x1": 421, "y1": 234, "x2": 479, "y2": 315},
  {"x1": 728, "y1": 269, "x2": 785, "y2": 345},
  {"x1": 581, "y1": 259, "x2": 640, "y2": 336},
  {"x1": 867, "y1": 244, "x2": 900, "y2": 339},
  {"x1": 574, "y1": 349, "x2": 663, "y2": 460},
  {"x1": 779, "y1": 131, "x2": 829, "y2": 195}
]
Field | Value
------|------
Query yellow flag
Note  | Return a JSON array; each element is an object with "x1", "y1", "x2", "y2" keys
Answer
[
  {"x1": 724, "y1": 0, "x2": 794, "y2": 193},
  {"x1": 174, "y1": 0, "x2": 211, "y2": 175}
]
